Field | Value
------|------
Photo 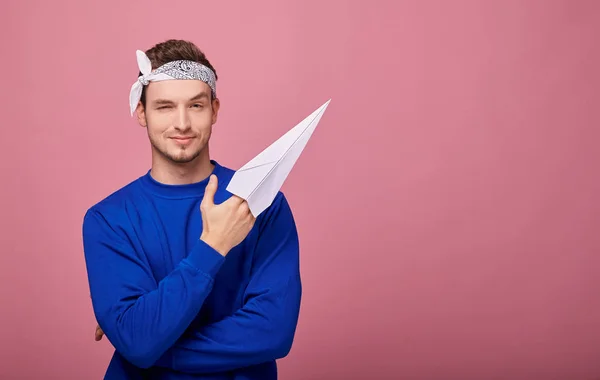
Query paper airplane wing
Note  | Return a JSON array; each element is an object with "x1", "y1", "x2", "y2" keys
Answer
[{"x1": 226, "y1": 99, "x2": 330, "y2": 217}]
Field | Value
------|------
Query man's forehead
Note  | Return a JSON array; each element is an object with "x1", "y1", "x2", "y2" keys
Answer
[{"x1": 146, "y1": 79, "x2": 211, "y2": 101}]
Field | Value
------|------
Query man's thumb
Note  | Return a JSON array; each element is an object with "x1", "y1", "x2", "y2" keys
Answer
[{"x1": 202, "y1": 174, "x2": 218, "y2": 207}]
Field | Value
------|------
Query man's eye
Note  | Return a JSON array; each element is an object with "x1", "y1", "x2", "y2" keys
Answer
[
  {"x1": 192, "y1": 104, "x2": 204, "y2": 108},
  {"x1": 157, "y1": 106, "x2": 170, "y2": 110}
]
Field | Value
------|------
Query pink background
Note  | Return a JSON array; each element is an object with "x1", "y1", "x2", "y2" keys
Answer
[{"x1": 1, "y1": 0, "x2": 600, "y2": 379}]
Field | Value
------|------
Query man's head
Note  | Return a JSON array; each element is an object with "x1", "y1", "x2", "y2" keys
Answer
[{"x1": 134, "y1": 39, "x2": 220, "y2": 165}]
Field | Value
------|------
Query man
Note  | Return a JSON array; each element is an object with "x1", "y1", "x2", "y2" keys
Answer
[{"x1": 82, "y1": 39, "x2": 302, "y2": 379}]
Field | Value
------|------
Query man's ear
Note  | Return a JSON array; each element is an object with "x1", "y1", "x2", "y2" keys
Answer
[
  {"x1": 135, "y1": 103, "x2": 147, "y2": 128},
  {"x1": 211, "y1": 98, "x2": 220, "y2": 125}
]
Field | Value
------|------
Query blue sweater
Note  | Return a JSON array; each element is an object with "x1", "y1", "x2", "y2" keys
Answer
[{"x1": 82, "y1": 160, "x2": 302, "y2": 379}]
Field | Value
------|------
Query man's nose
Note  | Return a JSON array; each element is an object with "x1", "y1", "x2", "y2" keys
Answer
[{"x1": 174, "y1": 106, "x2": 191, "y2": 130}]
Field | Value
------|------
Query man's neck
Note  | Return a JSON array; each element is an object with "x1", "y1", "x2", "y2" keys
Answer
[{"x1": 150, "y1": 150, "x2": 215, "y2": 185}]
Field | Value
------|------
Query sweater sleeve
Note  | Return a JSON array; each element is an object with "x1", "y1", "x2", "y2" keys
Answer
[
  {"x1": 82, "y1": 208, "x2": 225, "y2": 369},
  {"x1": 153, "y1": 193, "x2": 302, "y2": 373}
]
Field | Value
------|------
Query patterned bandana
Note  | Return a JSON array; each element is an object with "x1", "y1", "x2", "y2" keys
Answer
[{"x1": 129, "y1": 50, "x2": 217, "y2": 116}]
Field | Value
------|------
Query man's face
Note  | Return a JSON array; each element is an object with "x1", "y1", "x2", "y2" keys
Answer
[{"x1": 136, "y1": 79, "x2": 220, "y2": 164}]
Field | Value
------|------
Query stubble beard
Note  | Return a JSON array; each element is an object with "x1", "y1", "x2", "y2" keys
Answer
[{"x1": 149, "y1": 134, "x2": 203, "y2": 164}]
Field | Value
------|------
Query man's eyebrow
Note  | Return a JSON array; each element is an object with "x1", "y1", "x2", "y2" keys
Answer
[
  {"x1": 189, "y1": 92, "x2": 209, "y2": 101},
  {"x1": 151, "y1": 92, "x2": 208, "y2": 105},
  {"x1": 152, "y1": 99, "x2": 175, "y2": 105}
]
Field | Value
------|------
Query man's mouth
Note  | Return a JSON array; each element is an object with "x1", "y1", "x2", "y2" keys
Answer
[{"x1": 170, "y1": 136, "x2": 195, "y2": 144}]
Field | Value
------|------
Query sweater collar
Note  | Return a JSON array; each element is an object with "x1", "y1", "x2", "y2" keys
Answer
[{"x1": 139, "y1": 160, "x2": 223, "y2": 199}]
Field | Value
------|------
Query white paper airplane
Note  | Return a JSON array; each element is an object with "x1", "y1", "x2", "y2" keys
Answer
[{"x1": 226, "y1": 99, "x2": 331, "y2": 217}]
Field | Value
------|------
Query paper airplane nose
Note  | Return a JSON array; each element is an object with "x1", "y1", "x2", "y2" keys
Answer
[{"x1": 226, "y1": 99, "x2": 331, "y2": 217}]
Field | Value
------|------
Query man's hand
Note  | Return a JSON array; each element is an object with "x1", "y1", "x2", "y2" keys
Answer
[
  {"x1": 93, "y1": 175, "x2": 254, "y2": 343},
  {"x1": 95, "y1": 324, "x2": 104, "y2": 341},
  {"x1": 200, "y1": 174, "x2": 256, "y2": 256}
]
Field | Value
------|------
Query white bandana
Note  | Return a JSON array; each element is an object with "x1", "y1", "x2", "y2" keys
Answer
[{"x1": 128, "y1": 50, "x2": 217, "y2": 116}]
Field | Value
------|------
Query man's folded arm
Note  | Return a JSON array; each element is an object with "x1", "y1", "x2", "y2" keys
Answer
[
  {"x1": 154, "y1": 193, "x2": 302, "y2": 373},
  {"x1": 82, "y1": 208, "x2": 225, "y2": 369}
]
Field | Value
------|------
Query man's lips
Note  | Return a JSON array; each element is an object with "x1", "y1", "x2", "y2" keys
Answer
[{"x1": 170, "y1": 136, "x2": 195, "y2": 143}]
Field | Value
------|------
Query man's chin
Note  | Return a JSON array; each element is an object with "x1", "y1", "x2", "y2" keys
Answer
[
  {"x1": 168, "y1": 154, "x2": 199, "y2": 164},
  {"x1": 150, "y1": 142, "x2": 203, "y2": 165},
  {"x1": 166, "y1": 149, "x2": 202, "y2": 164}
]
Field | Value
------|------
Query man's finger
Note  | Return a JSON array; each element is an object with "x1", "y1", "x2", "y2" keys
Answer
[
  {"x1": 201, "y1": 175, "x2": 218, "y2": 209},
  {"x1": 239, "y1": 200, "x2": 251, "y2": 215},
  {"x1": 226, "y1": 195, "x2": 245, "y2": 207},
  {"x1": 95, "y1": 325, "x2": 104, "y2": 341}
]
